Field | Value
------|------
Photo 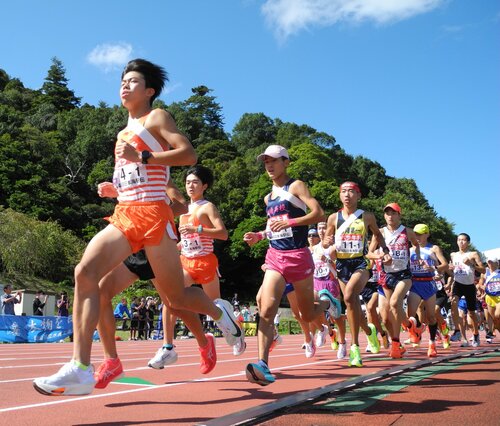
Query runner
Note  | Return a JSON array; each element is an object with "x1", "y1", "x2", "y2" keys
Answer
[
  {"x1": 33, "y1": 59, "x2": 242, "y2": 396},
  {"x1": 150, "y1": 164, "x2": 246, "y2": 369},
  {"x1": 323, "y1": 182, "x2": 386, "y2": 367},
  {"x1": 478, "y1": 257, "x2": 500, "y2": 339},
  {"x1": 312, "y1": 222, "x2": 348, "y2": 359},
  {"x1": 243, "y1": 145, "x2": 340, "y2": 386},
  {"x1": 409, "y1": 223, "x2": 449, "y2": 357},
  {"x1": 370, "y1": 203, "x2": 421, "y2": 359},
  {"x1": 449, "y1": 233, "x2": 485, "y2": 347},
  {"x1": 360, "y1": 256, "x2": 389, "y2": 352},
  {"x1": 91, "y1": 180, "x2": 221, "y2": 388}
]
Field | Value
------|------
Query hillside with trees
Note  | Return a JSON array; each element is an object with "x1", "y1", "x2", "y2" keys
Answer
[{"x1": 0, "y1": 58, "x2": 456, "y2": 300}]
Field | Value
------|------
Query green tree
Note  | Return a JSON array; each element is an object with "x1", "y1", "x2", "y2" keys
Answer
[
  {"x1": 40, "y1": 57, "x2": 80, "y2": 111},
  {"x1": 168, "y1": 86, "x2": 226, "y2": 147}
]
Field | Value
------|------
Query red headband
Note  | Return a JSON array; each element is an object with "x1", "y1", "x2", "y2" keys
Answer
[{"x1": 340, "y1": 182, "x2": 361, "y2": 193}]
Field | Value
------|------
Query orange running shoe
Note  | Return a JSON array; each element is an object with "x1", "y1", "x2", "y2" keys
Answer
[
  {"x1": 199, "y1": 333, "x2": 217, "y2": 374},
  {"x1": 428, "y1": 342, "x2": 437, "y2": 358},
  {"x1": 408, "y1": 317, "x2": 423, "y2": 345},
  {"x1": 390, "y1": 341, "x2": 406, "y2": 359},
  {"x1": 94, "y1": 357, "x2": 124, "y2": 389},
  {"x1": 269, "y1": 333, "x2": 282, "y2": 353}
]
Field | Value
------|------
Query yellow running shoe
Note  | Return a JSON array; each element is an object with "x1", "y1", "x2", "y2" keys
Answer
[
  {"x1": 366, "y1": 323, "x2": 380, "y2": 354},
  {"x1": 347, "y1": 344, "x2": 363, "y2": 367},
  {"x1": 330, "y1": 329, "x2": 339, "y2": 350}
]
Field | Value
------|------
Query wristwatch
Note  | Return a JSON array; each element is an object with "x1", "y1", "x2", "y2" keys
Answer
[{"x1": 141, "y1": 150, "x2": 152, "y2": 164}]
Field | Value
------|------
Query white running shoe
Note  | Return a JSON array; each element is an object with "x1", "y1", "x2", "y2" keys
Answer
[
  {"x1": 337, "y1": 343, "x2": 347, "y2": 360},
  {"x1": 33, "y1": 361, "x2": 96, "y2": 396},
  {"x1": 365, "y1": 343, "x2": 372, "y2": 353},
  {"x1": 305, "y1": 341, "x2": 316, "y2": 358},
  {"x1": 233, "y1": 336, "x2": 247, "y2": 356},
  {"x1": 214, "y1": 298, "x2": 243, "y2": 346},
  {"x1": 148, "y1": 346, "x2": 178, "y2": 369},
  {"x1": 315, "y1": 324, "x2": 328, "y2": 348}
]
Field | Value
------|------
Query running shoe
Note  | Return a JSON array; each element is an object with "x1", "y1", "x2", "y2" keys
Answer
[
  {"x1": 366, "y1": 323, "x2": 380, "y2": 354},
  {"x1": 408, "y1": 317, "x2": 423, "y2": 345},
  {"x1": 233, "y1": 335, "x2": 247, "y2": 356},
  {"x1": 389, "y1": 341, "x2": 406, "y2": 359},
  {"x1": 94, "y1": 357, "x2": 124, "y2": 389},
  {"x1": 315, "y1": 324, "x2": 328, "y2": 348},
  {"x1": 330, "y1": 329, "x2": 339, "y2": 350},
  {"x1": 33, "y1": 361, "x2": 96, "y2": 396},
  {"x1": 148, "y1": 346, "x2": 178, "y2": 369},
  {"x1": 199, "y1": 333, "x2": 217, "y2": 374},
  {"x1": 365, "y1": 343, "x2": 372, "y2": 353},
  {"x1": 381, "y1": 333, "x2": 390, "y2": 349},
  {"x1": 450, "y1": 330, "x2": 462, "y2": 342},
  {"x1": 246, "y1": 361, "x2": 275, "y2": 386},
  {"x1": 427, "y1": 342, "x2": 437, "y2": 358},
  {"x1": 214, "y1": 298, "x2": 243, "y2": 346},
  {"x1": 442, "y1": 334, "x2": 451, "y2": 349},
  {"x1": 270, "y1": 334, "x2": 282, "y2": 353},
  {"x1": 337, "y1": 342, "x2": 347, "y2": 359},
  {"x1": 305, "y1": 340, "x2": 316, "y2": 358},
  {"x1": 460, "y1": 340, "x2": 469, "y2": 347},
  {"x1": 318, "y1": 289, "x2": 342, "y2": 320},
  {"x1": 471, "y1": 334, "x2": 480, "y2": 348},
  {"x1": 440, "y1": 321, "x2": 449, "y2": 337},
  {"x1": 348, "y1": 344, "x2": 362, "y2": 367}
]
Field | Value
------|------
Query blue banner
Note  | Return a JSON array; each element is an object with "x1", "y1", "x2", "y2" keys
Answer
[{"x1": 0, "y1": 314, "x2": 73, "y2": 343}]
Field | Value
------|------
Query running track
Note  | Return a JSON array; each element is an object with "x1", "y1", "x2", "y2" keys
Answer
[{"x1": 0, "y1": 333, "x2": 498, "y2": 425}]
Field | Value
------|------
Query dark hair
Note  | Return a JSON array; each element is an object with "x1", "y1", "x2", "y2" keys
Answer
[
  {"x1": 458, "y1": 233, "x2": 471, "y2": 242},
  {"x1": 185, "y1": 165, "x2": 214, "y2": 190},
  {"x1": 121, "y1": 59, "x2": 169, "y2": 106}
]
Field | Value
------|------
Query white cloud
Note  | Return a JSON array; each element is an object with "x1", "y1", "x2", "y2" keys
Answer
[
  {"x1": 262, "y1": 0, "x2": 446, "y2": 41},
  {"x1": 87, "y1": 43, "x2": 133, "y2": 72}
]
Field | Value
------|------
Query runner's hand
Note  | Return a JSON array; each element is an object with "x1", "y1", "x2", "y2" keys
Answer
[
  {"x1": 115, "y1": 139, "x2": 140, "y2": 162},
  {"x1": 243, "y1": 232, "x2": 261, "y2": 246},
  {"x1": 97, "y1": 182, "x2": 118, "y2": 198}
]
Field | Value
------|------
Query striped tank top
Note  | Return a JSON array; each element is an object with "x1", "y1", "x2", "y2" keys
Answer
[
  {"x1": 113, "y1": 113, "x2": 170, "y2": 204},
  {"x1": 179, "y1": 200, "x2": 214, "y2": 258}
]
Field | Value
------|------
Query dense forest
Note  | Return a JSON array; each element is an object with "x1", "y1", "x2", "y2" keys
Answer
[{"x1": 0, "y1": 58, "x2": 456, "y2": 300}]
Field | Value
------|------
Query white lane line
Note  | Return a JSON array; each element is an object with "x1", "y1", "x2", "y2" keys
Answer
[{"x1": 0, "y1": 358, "x2": 341, "y2": 413}]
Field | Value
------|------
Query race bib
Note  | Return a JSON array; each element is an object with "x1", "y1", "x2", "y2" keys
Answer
[
  {"x1": 267, "y1": 214, "x2": 293, "y2": 241},
  {"x1": 436, "y1": 281, "x2": 443, "y2": 291},
  {"x1": 314, "y1": 261, "x2": 330, "y2": 278},
  {"x1": 338, "y1": 234, "x2": 363, "y2": 254},
  {"x1": 181, "y1": 233, "x2": 203, "y2": 256},
  {"x1": 485, "y1": 279, "x2": 500, "y2": 296},
  {"x1": 388, "y1": 248, "x2": 409, "y2": 271},
  {"x1": 113, "y1": 163, "x2": 148, "y2": 190}
]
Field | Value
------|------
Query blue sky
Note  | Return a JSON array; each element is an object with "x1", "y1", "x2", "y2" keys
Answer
[{"x1": 1, "y1": 1, "x2": 499, "y2": 252}]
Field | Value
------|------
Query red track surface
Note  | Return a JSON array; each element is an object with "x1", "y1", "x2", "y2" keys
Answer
[{"x1": 1, "y1": 333, "x2": 498, "y2": 425}]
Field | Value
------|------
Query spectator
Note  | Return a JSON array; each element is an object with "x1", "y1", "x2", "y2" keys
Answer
[
  {"x1": 234, "y1": 305, "x2": 244, "y2": 323},
  {"x1": 130, "y1": 297, "x2": 140, "y2": 340},
  {"x1": 241, "y1": 305, "x2": 251, "y2": 322},
  {"x1": 231, "y1": 292, "x2": 240, "y2": 307},
  {"x1": 57, "y1": 291, "x2": 70, "y2": 317},
  {"x1": 145, "y1": 297, "x2": 157, "y2": 339},
  {"x1": 1, "y1": 284, "x2": 22, "y2": 315},
  {"x1": 33, "y1": 291, "x2": 48, "y2": 316},
  {"x1": 113, "y1": 297, "x2": 131, "y2": 330},
  {"x1": 137, "y1": 297, "x2": 147, "y2": 340}
]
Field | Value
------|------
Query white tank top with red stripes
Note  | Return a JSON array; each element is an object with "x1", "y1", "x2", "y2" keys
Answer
[
  {"x1": 179, "y1": 200, "x2": 214, "y2": 258},
  {"x1": 113, "y1": 115, "x2": 170, "y2": 204}
]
